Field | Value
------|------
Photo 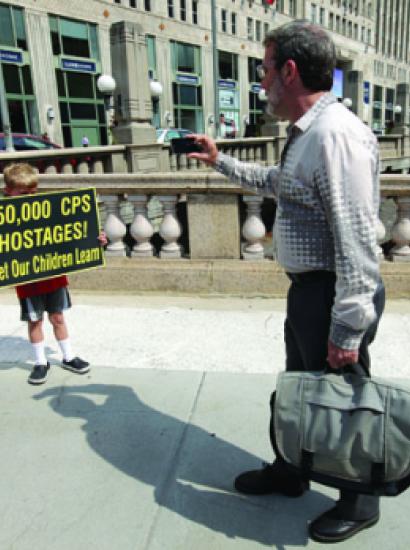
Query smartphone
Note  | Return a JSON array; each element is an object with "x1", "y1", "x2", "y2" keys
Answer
[{"x1": 170, "y1": 137, "x2": 203, "y2": 154}]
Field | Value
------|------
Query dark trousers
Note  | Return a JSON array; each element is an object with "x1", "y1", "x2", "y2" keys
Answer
[{"x1": 271, "y1": 270, "x2": 385, "y2": 520}]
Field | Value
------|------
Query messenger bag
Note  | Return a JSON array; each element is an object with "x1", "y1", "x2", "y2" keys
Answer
[{"x1": 271, "y1": 368, "x2": 410, "y2": 496}]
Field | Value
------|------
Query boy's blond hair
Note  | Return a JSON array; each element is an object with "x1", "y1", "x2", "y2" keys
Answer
[{"x1": 3, "y1": 163, "x2": 38, "y2": 191}]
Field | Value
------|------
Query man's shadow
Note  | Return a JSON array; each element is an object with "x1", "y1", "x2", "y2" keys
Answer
[{"x1": 34, "y1": 383, "x2": 333, "y2": 547}]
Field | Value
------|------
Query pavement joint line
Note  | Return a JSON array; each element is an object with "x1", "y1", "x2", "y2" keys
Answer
[{"x1": 143, "y1": 371, "x2": 207, "y2": 550}]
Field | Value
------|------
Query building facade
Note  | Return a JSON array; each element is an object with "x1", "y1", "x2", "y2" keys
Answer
[{"x1": 0, "y1": 0, "x2": 409, "y2": 147}]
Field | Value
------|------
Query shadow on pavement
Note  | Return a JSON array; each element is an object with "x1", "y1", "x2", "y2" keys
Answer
[
  {"x1": 0, "y1": 336, "x2": 55, "y2": 371},
  {"x1": 34, "y1": 383, "x2": 333, "y2": 548}
]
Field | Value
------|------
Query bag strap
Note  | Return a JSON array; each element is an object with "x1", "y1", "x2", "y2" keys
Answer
[
  {"x1": 371, "y1": 462, "x2": 385, "y2": 487},
  {"x1": 300, "y1": 449, "x2": 314, "y2": 481},
  {"x1": 325, "y1": 363, "x2": 370, "y2": 379}
]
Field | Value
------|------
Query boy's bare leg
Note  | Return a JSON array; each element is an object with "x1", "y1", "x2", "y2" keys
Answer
[
  {"x1": 48, "y1": 312, "x2": 69, "y2": 341},
  {"x1": 28, "y1": 319, "x2": 44, "y2": 344}
]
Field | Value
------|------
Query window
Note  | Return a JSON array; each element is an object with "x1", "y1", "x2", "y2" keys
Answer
[
  {"x1": 329, "y1": 13, "x2": 334, "y2": 30},
  {"x1": 146, "y1": 35, "x2": 157, "y2": 76},
  {"x1": 348, "y1": 21, "x2": 352, "y2": 38},
  {"x1": 319, "y1": 7, "x2": 325, "y2": 26},
  {"x1": 130, "y1": 0, "x2": 136, "y2": 8},
  {"x1": 0, "y1": 3, "x2": 27, "y2": 50},
  {"x1": 289, "y1": 0, "x2": 296, "y2": 16},
  {"x1": 49, "y1": 16, "x2": 100, "y2": 59},
  {"x1": 248, "y1": 57, "x2": 262, "y2": 82},
  {"x1": 231, "y1": 13, "x2": 237, "y2": 35},
  {"x1": 221, "y1": 9, "x2": 227, "y2": 32},
  {"x1": 354, "y1": 23, "x2": 358, "y2": 40},
  {"x1": 385, "y1": 87, "x2": 394, "y2": 124},
  {"x1": 172, "y1": 41, "x2": 200, "y2": 74},
  {"x1": 219, "y1": 50, "x2": 238, "y2": 80},
  {"x1": 247, "y1": 17, "x2": 253, "y2": 41},
  {"x1": 311, "y1": 3, "x2": 317, "y2": 24},
  {"x1": 367, "y1": 28, "x2": 371, "y2": 44},
  {"x1": 168, "y1": 0, "x2": 174, "y2": 18},
  {"x1": 264, "y1": 22, "x2": 269, "y2": 38},
  {"x1": 144, "y1": 0, "x2": 151, "y2": 10},
  {"x1": 180, "y1": 0, "x2": 186, "y2": 21},
  {"x1": 255, "y1": 20, "x2": 261, "y2": 42},
  {"x1": 192, "y1": 0, "x2": 198, "y2": 24}
]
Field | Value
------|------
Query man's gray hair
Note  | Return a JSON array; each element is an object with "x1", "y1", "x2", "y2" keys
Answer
[{"x1": 263, "y1": 20, "x2": 336, "y2": 92}]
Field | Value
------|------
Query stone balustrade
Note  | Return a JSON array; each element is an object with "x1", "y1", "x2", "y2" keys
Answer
[
  {"x1": 1, "y1": 133, "x2": 409, "y2": 175},
  {"x1": 0, "y1": 144, "x2": 129, "y2": 174},
  {"x1": 0, "y1": 171, "x2": 404, "y2": 264}
]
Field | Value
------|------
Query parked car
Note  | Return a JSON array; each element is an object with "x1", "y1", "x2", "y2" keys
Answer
[
  {"x1": 156, "y1": 128, "x2": 193, "y2": 144},
  {"x1": 0, "y1": 133, "x2": 61, "y2": 152},
  {"x1": 0, "y1": 133, "x2": 83, "y2": 174}
]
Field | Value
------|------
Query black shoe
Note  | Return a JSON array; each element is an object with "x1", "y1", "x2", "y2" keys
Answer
[
  {"x1": 234, "y1": 462, "x2": 309, "y2": 497},
  {"x1": 28, "y1": 363, "x2": 50, "y2": 385},
  {"x1": 62, "y1": 357, "x2": 90, "y2": 374},
  {"x1": 309, "y1": 506, "x2": 380, "y2": 543}
]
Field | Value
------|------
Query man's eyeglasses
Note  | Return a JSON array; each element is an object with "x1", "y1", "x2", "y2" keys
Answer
[{"x1": 256, "y1": 61, "x2": 277, "y2": 80}]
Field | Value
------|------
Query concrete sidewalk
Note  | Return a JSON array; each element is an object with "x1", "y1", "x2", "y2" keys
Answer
[{"x1": 1, "y1": 291, "x2": 410, "y2": 550}]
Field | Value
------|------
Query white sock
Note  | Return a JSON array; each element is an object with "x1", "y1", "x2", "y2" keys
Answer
[
  {"x1": 58, "y1": 338, "x2": 75, "y2": 362},
  {"x1": 32, "y1": 341, "x2": 47, "y2": 366}
]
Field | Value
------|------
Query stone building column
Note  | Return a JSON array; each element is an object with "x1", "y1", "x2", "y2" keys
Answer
[
  {"x1": 25, "y1": 9, "x2": 63, "y2": 145},
  {"x1": 110, "y1": 22, "x2": 157, "y2": 149}
]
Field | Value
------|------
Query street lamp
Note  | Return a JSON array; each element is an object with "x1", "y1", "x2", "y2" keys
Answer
[
  {"x1": 149, "y1": 80, "x2": 163, "y2": 98},
  {"x1": 342, "y1": 97, "x2": 352, "y2": 108},
  {"x1": 97, "y1": 74, "x2": 116, "y2": 144},
  {"x1": 97, "y1": 74, "x2": 116, "y2": 110}
]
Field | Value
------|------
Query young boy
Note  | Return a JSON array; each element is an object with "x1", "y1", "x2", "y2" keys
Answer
[{"x1": 3, "y1": 162, "x2": 106, "y2": 385}]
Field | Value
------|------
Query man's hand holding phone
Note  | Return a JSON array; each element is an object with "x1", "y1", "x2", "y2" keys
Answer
[{"x1": 171, "y1": 134, "x2": 219, "y2": 167}]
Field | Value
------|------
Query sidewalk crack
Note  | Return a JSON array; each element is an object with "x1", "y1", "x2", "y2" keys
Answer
[{"x1": 143, "y1": 371, "x2": 206, "y2": 550}]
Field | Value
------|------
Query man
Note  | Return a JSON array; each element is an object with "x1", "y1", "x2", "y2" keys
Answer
[{"x1": 190, "y1": 20, "x2": 385, "y2": 544}]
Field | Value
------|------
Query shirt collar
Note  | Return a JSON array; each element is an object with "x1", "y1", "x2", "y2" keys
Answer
[{"x1": 287, "y1": 92, "x2": 337, "y2": 136}]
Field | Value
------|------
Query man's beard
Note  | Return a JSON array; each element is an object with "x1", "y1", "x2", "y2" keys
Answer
[{"x1": 265, "y1": 76, "x2": 285, "y2": 118}]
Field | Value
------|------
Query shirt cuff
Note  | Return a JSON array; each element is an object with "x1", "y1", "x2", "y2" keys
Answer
[
  {"x1": 215, "y1": 152, "x2": 235, "y2": 175},
  {"x1": 329, "y1": 321, "x2": 364, "y2": 351}
]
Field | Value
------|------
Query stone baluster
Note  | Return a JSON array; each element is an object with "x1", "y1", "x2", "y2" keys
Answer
[
  {"x1": 242, "y1": 195, "x2": 266, "y2": 260},
  {"x1": 103, "y1": 195, "x2": 127, "y2": 256},
  {"x1": 376, "y1": 218, "x2": 386, "y2": 260},
  {"x1": 61, "y1": 160, "x2": 74, "y2": 174},
  {"x1": 158, "y1": 195, "x2": 182, "y2": 258},
  {"x1": 92, "y1": 158, "x2": 104, "y2": 173},
  {"x1": 390, "y1": 197, "x2": 410, "y2": 261},
  {"x1": 169, "y1": 152, "x2": 177, "y2": 171},
  {"x1": 255, "y1": 145, "x2": 262, "y2": 162},
  {"x1": 76, "y1": 158, "x2": 89, "y2": 173},
  {"x1": 128, "y1": 194, "x2": 154, "y2": 258},
  {"x1": 179, "y1": 153, "x2": 188, "y2": 170},
  {"x1": 44, "y1": 162, "x2": 57, "y2": 174}
]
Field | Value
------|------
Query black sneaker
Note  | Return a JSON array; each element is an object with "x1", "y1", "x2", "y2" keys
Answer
[
  {"x1": 234, "y1": 461, "x2": 309, "y2": 497},
  {"x1": 62, "y1": 357, "x2": 90, "y2": 374},
  {"x1": 28, "y1": 363, "x2": 50, "y2": 385}
]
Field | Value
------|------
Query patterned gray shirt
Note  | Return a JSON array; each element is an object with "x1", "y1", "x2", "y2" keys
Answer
[{"x1": 215, "y1": 93, "x2": 381, "y2": 350}]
